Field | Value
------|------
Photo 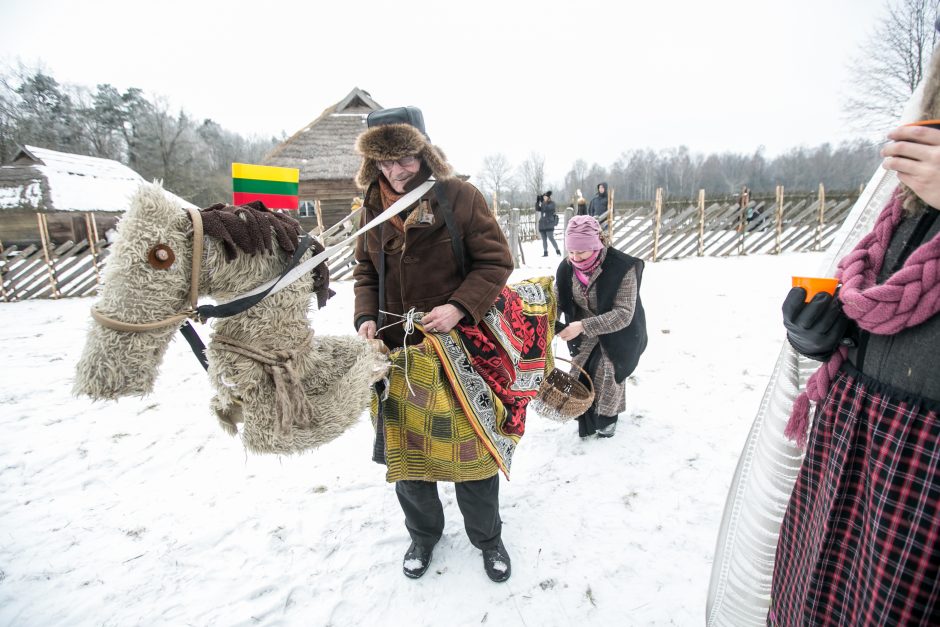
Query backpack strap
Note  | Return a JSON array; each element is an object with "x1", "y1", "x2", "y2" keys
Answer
[{"x1": 433, "y1": 183, "x2": 467, "y2": 278}]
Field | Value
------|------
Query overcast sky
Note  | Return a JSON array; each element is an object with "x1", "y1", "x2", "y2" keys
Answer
[{"x1": 1, "y1": 0, "x2": 887, "y2": 184}]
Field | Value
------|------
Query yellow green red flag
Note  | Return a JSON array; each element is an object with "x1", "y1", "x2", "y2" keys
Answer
[{"x1": 232, "y1": 163, "x2": 300, "y2": 210}]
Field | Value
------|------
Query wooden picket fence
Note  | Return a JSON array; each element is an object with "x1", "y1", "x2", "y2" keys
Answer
[
  {"x1": 503, "y1": 185, "x2": 856, "y2": 265},
  {"x1": 0, "y1": 185, "x2": 857, "y2": 301},
  {"x1": 608, "y1": 186, "x2": 855, "y2": 261}
]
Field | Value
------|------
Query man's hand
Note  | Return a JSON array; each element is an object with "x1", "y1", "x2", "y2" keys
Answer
[
  {"x1": 782, "y1": 288, "x2": 849, "y2": 361},
  {"x1": 420, "y1": 304, "x2": 464, "y2": 334},
  {"x1": 358, "y1": 320, "x2": 377, "y2": 340},
  {"x1": 557, "y1": 320, "x2": 584, "y2": 341}
]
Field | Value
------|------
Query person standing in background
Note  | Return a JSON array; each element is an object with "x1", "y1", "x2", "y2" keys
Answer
[
  {"x1": 588, "y1": 182, "x2": 608, "y2": 218},
  {"x1": 536, "y1": 190, "x2": 561, "y2": 257}
]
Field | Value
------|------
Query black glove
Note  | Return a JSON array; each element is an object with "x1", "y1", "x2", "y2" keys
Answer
[{"x1": 782, "y1": 287, "x2": 851, "y2": 361}]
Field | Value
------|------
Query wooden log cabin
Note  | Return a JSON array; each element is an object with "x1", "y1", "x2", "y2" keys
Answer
[
  {"x1": 261, "y1": 87, "x2": 382, "y2": 231},
  {"x1": 0, "y1": 145, "x2": 192, "y2": 247}
]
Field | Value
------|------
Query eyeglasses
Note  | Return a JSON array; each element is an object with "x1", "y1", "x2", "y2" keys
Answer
[{"x1": 377, "y1": 155, "x2": 420, "y2": 170}]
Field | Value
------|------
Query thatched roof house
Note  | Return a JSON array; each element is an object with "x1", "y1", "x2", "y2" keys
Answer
[
  {"x1": 0, "y1": 145, "x2": 192, "y2": 247},
  {"x1": 262, "y1": 87, "x2": 382, "y2": 228}
]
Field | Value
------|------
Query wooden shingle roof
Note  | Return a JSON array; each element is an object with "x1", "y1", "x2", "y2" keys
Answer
[{"x1": 262, "y1": 87, "x2": 382, "y2": 181}]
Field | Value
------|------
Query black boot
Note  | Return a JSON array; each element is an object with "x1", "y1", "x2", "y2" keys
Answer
[
  {"x1": 482, "y1": 539, "x2": 511, "y2": 582},
  {"x1": 403, "y1": 542, "x2": 434, "y2": 579},
  {"x1": 542, "y1": 252, "x2": 548, "y2": 257}
]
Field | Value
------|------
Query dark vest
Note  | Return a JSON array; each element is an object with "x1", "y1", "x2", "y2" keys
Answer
[{"x1": 556, "y1": 248, "x2": 647, "y2": 382}]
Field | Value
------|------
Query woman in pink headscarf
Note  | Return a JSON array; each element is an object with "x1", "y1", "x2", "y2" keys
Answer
[{"x1": 554, "y1": 216, "x2": 647, "y2": 438}]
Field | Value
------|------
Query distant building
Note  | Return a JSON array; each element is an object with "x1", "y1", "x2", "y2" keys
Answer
[
  {"x1": 262, "y1": 87, "x2": 382, "y2": 229},
  {"x1": 0, "y1": 145, "x2": 192, "y2": 247}
]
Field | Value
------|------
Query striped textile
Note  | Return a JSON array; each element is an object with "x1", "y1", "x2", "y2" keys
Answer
[
  {"x1": 374, "y1": 277, "x2": 555, "y2": 483},
  {"x1": 769, "y1": 363, "x2": 940, "y2": 626}
]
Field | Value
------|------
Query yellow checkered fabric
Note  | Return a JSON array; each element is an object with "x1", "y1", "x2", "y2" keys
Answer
[{"x1": 372, "y1": 342, "x2": 499, "y2": 482}]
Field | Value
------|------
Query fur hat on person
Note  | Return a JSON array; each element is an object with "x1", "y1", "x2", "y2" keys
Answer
[
  {"x1": 355, "y1": 107, "x2": 454, "y2": 189},
  {"x1": 565, "y1": 215, "x2": 605, "y2": 251},
  {"x1": 543, "y1": 190, "x2": 552, "y2": 197}
]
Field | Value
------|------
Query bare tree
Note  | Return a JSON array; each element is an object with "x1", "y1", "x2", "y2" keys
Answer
[
  {"x1": 517, "y1": 152, "x2": 546, "y2": 206},
  {"x1": 564, "y1": 158, "x2": 588, "y2": 196},
  {"x1": 476, "y1": 153, "x2": 514, "y2": 207},
  {"x1": 844, "y1": 0, "x2": 940, "y2": 131}
]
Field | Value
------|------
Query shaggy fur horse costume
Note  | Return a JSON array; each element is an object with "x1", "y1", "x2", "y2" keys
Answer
[{"x1": 74, "y1": 182, "x2": 388, "y2": 455}]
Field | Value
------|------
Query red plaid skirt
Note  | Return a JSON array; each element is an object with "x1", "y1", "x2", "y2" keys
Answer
[{"x1": 770, "y1": 363, "x2": 940, "y2": 626}]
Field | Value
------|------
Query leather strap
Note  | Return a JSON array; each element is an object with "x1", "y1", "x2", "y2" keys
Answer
[{"x1": 433, "y1": 183, "x2": 466, "y2": 278}]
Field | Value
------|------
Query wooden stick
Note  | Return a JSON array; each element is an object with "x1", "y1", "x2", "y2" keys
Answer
[
  {"x1": 37, "y1": 213, "x2": 61, "y2": 298},
  {"x1": 652, "y1": 188, "x2": 663, "y2": 262},
  {"x1": 816, "y1": 182, "x2": 826, "y2": 251},
  {"x1": 0, "y1": 238, "x2": 8, "y2": 302},
  {"x1": 775, "y1": 185, "x2": 784, "y2": 255},
  {"x1": 314, "y1": 199, "x2": 325, "y2": 236},
  {"x1": 697, "y1": 189, "x2": 705, "y2": 257},
  {"x1": 84, "y1": 212, "x2": 101, "y2": 285},
  {"x1": 607, "y1": 188, "x2": 614, "y2": 238}
]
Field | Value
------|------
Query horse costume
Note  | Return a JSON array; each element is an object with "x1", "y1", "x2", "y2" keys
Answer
[{"x1": 74, "y1": 182, "x2": 388, "y2": 455}]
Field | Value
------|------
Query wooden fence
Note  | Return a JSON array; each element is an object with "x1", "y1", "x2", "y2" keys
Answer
[
  {"x1": 0, "y1": 186, "x2": 857, "y2": 301},
  {"x1": 502, "y1": 186, "x2": 856, "y2": 265}
]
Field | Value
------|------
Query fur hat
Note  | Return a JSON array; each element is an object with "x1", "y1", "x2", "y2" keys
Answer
[
  {"x1": 543, "y1": 190, "x2": 552, "y2": 197},
  {"x1": 355, "y1": 115, "x2": 454, "y2": 189}
]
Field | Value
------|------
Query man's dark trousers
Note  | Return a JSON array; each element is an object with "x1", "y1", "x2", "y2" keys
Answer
[{"x1": 395, "y1": 475, "x2": 502, "y2": 550}]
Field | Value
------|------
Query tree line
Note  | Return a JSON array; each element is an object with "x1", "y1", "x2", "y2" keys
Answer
[
  {"x1": 0, "y1": 65, "x2": 278, "y2": 207},
  {"x1": 477, "y1": 141, "x2": 882, "y2": 212}
]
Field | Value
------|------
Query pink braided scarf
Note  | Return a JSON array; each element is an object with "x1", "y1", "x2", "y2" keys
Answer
[{"x1": 785, "y1": 189, "x2": 940, "y2": 447}]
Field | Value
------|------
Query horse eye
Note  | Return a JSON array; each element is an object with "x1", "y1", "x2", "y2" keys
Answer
[{"x1": 147, "y1": 244, "x2": 176, "y2": 270}]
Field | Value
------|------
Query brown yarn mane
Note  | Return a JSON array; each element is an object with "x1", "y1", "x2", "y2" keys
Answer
[
  {"x1": 201, "y1": 200, "x2": 302, "y2": 261},
  {"x1": 200, "y1": 200, "x2": 333, "y2": 307}
]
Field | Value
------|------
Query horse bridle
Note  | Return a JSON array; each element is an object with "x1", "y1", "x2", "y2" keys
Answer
[{"x1": 90, "y1": 205, "x2": 205, "y2": 333}]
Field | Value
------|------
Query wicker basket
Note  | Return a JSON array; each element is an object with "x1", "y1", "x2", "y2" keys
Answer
[{"x1": 531, "y1": 356, "x2": 594, "y2": 421}]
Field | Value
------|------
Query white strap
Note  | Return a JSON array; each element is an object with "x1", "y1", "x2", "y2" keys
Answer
[{"x1": 218, "y1": 179, "x2": 436, "y2": 304}]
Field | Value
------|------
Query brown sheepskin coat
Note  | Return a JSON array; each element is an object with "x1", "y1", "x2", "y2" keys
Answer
[{"x1": 353, "y1": 174, "x2": 513, "y2": 349}]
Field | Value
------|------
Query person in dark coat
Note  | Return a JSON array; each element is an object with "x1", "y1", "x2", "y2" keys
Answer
[
  {"x1": 770, "y1": 115, "x2": 940, "y2": 624},
  {"x1": 554, "y1": 216, "x2": 647, "y2": 438},
  {"x1": 587, "y1": 182, "x2": 608, "y2": 218},
  {"x1": 536, "y1": 190, "x2": 561, "y2": 256},
  {"x1": 353, "y1": 106, "x2": 515, "y2": 583}
]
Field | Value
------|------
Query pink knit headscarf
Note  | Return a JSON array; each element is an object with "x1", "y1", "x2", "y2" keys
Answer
[
  {"x1": 785, "y1": 188, "x2": 940, "y2": 447},
  {"x1": 565, "y1": 216, "x2": 604, "y2": 251}
]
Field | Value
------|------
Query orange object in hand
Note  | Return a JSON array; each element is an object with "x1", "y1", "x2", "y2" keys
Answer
[
  {"x1": 792, "y1": 276, "x2": 839, "y2": 302},
  {"x1": 905, "y1": 119, "x2": 940, "y2": 130}
]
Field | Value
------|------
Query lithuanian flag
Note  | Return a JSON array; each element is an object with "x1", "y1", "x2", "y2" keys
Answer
[{"x1": 232, "y1": 163, "x2": 300, "y2": 210}]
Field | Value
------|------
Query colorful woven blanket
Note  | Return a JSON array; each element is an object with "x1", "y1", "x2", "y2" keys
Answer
[{"x1": 373, "y1": 277, "x2": 555, "y2": 482}]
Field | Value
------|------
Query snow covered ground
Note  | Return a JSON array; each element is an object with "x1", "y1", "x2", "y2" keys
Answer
[{"x1": 0, "y1": 238, "x2": 824, "y2": 627}]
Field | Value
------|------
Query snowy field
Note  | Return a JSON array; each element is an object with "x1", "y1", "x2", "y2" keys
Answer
[{"x1": 0, "y1": 239, "x2": 824, "y2": 627}]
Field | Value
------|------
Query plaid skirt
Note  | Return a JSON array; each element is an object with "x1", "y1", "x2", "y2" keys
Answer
[{"x1": 769, "y1": 363, "x2": 940, "y2": 626}]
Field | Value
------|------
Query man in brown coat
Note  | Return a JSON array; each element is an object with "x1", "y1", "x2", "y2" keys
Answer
[{"x1": 353, "y1": 107, "x2": 515, "y2": 582}]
